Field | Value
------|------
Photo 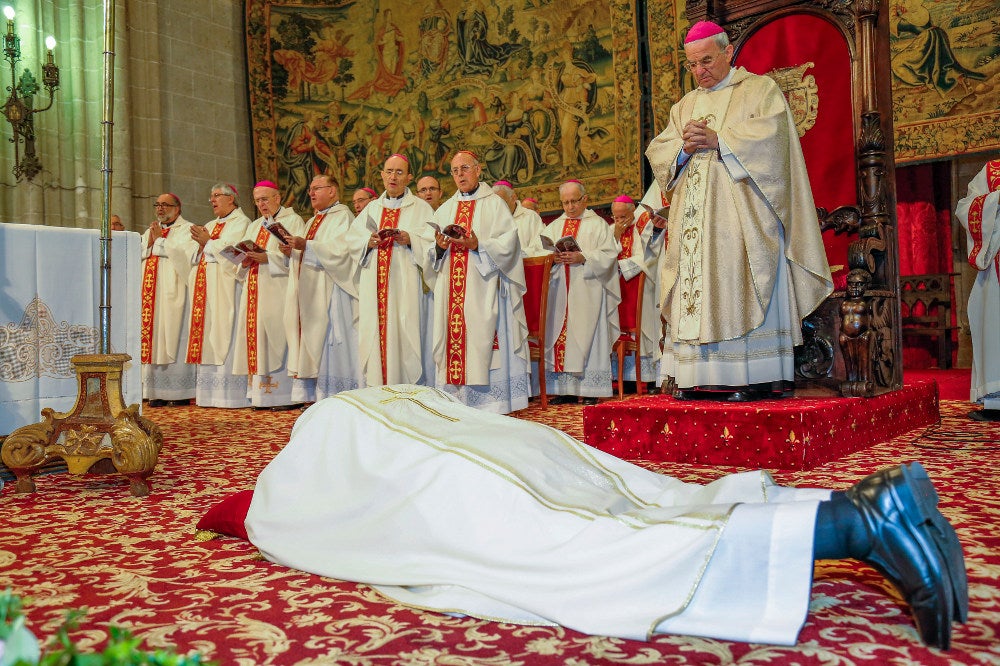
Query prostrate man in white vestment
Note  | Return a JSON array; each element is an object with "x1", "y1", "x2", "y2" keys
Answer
[
  {"x1": 493, "y1": 180, "x2": 545, "y2": 257},
  {"x1": 233, "y1": 181, "x2": 306, "y2": 410},
  {"x1": 542, "y1": 180, "x2": 620, "y2": 404},
  {"x1": 246, "y1": 384, "x2": 967, "y2": 650},
  {"x1": 428, "y1": 150, "x2": 531, "y2": 413},
  {"x1": 140, "y1": 192, "x2": 201, "y2": 406},
  {"x1": 956, "y1": 158, "x2": 1000, "y2": 421},
  {"x1": 186, "y1": 183, "x2": 251, "y2": 408},
  {"x1": 520, "y1": 196, "x2": 539, "y2": 212},
  {"x1": 610, "y1": 194, "x2": 661, "y2": 390},
  {"x1": 350, "y1": 153, "x2": 437, "y2": 387},
  {"x1": 280, "y1": 174, "x2": 361, "y2": 403},
  {"x1": 645, "y1": 21, "x2": 832, "y2": 402},
  {"x1": 416, "y1": 175, "x2": 444, "y2": 210}
]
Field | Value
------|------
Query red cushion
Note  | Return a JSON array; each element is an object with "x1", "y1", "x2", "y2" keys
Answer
[{"x1": 197, "y1": 489, "x2": 254, "y2": 540}]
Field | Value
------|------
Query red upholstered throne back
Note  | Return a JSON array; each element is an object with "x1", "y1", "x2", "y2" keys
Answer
[{"x1": 735, "y1": 13, "x2": 856, "y2": 290}]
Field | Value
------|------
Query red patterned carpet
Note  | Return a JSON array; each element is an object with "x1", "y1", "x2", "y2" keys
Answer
[{"x1": 2, "y1": 391, "x2": 999, "y2": 665}]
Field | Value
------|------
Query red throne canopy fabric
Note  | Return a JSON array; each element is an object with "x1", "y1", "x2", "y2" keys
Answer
[{"x1": 735, "y1": 13, "x2": 856, "y2": 286}]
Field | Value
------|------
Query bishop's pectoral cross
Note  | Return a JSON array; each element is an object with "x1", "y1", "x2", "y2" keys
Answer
[{"x1": 378, "y1": 386, "x2": 459, "y2": 422}]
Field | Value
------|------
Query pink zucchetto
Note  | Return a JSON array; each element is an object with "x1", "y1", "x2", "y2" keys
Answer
[
  {"x1": 389, "y1": 153, "x2": 409, "y2": 163},
  {"x1": 254, "y1": 180, "x2": 279, "y2": 191},
  {"x1": 523, "y1": 197, "x2": 538, "y2": 203},
  {"x1": 167, "y1": 193, "x2": 182, "y2": 206},
  {"x1": 684, "y1": 20, "x2": 725, "y2": 44},
  {"x1": 613, "y1": 195, "x2": 635, "y2": 204},
  {"x1": 564, "y1": 179, "x2": 582, "y2": 185},
  {"x1": 361, "y1": 187, "x2": 377, "y2": 197},
  {"x1": 227, "y1": 184, "x2": 238, "y2": 197},
  {"x1": 494, "y1": 180, "x2": 513, "y2": 188}
]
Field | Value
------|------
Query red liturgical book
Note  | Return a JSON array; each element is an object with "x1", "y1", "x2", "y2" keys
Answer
[
  {"x1": 429, "y1": 222, "x2": 469, "y2": 239},
  {"x1": 541, "y1": 235, "x2": 581, "y2": 253}
]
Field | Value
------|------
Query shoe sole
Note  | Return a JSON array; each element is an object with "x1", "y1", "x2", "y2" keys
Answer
[{"x1": 900, "y1": 462, "x2": 970, "y2": 624}]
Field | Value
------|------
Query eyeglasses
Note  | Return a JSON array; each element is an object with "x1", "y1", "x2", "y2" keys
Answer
[
  {"x1": 209, "y1": 193, "x2": 232, "y2": 200},
  {"x1": 153, "y1": 202, "x2": 176, "y2": 209},
  {"x1": 382, "y1": 168, "x2": 406, "y2": 177},
  {"x1": 450, "y1": 164, "x2": 477, "y2": 176},
  {"x1": 560, "y1": 196, "x2": 586, "y2": 207},
  {"x1": 308, "y1": 185, "x2": 332, "y2": 194},
  {"x1": 683, "y1": 53, "x2": 725, "y2": 71},
  {"x1": 353, "y1": 195, "x2": 372, "y2": 203},
  {"x1": 417, "y1": 186, "x2": 440, "y2": 194},
  {"x1": 254, "y1": 196, "x2": 277, "y2": 204}
]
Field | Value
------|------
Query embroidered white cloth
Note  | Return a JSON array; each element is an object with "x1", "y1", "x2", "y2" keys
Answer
[{"x1": 0, "y1": 224, "x2": 141, "y2": 434}]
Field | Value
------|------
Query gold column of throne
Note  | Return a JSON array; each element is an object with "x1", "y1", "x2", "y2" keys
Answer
[{"x1": 1, "y1": 354, "x2": 162, "y2": 497}]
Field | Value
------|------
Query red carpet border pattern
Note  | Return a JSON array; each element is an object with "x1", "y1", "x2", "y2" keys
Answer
[{"x1": 1, "y1": 397, "x2": 998, "y2": 665}]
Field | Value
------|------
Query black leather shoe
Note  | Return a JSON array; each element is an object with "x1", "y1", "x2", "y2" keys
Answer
[
  {"x1": 269, "y1": 403, "x2": 304, "y2": 412},
  {"x1": 726, "y1": 390, "x2": 761, "y2": 403},
  {"x1": 671, "y1": 389, "x2": 697, "y2": 400},
  {"x1": 969, "y1": 408, "x2": 1000, "y2": 422},
  {"x1": 845, "y1": 462, "x2": 968, "y2": 649},
  {"x1": 147, "y1": 399, "x2": 166, "y2": 408}
]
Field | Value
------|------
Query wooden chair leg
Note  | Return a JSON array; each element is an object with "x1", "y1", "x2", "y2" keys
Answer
[
  {"x1": 634, "y1": 348, "x2": 643, "y2": 395},
  {"x1": 615, "y1": 344, "x2": 625, "y2": 400}
]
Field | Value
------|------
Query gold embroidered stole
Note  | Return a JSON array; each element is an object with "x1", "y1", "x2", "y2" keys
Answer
[
  {"x1": 299, "y1": 213, "x2": 326, "y2": 278},
  {"x1": 245, "y1": 225, "x2": 272, "y2": 375},
  {"x1": 676, "y1": 86, "x2": 734, "y2": 341},
  {"x1": 140, "y1": 226, "x2": 171, "y2": 364},
  {"x1": 185, "y1": 221, "x2": 226, "y2": 363},
  {"x1": 553, "y1": 218, "x2": 581, "y2": 372},
  {"x1": 376, "y1": 207, "x2": 402, "y2": 384},
  {"x1": 445, "y1": 200, "x2": 476, "y2": 385}
]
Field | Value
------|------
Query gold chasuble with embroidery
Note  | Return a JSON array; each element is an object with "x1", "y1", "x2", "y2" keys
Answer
[{"x1": 645, "y1": 67, "x2": 832, "y2": 347}]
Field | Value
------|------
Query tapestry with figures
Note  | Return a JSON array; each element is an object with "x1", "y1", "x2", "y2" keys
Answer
[
  {"x1": 889, "y1": 0, "x2": 1000, "y2": 163},
  {"x1": 245, "y1": 0, "x2": 643, "y2": 213}
]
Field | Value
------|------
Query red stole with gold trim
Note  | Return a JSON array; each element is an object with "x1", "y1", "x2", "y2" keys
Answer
[
  {"x1": 140, "y1": 226, "x2": 170, "y2": 364},
  {"x1": 185, "y1": 222, "x2": 226, "y2": 363},
  {"x1": 967, "y1": 160, "x2": 1000, "y2": 278},
  {"x1": 245, "y1": 225, "x2": 272, "y2": 375},
  {"x1": 445, "y1": 200, "x2": 476, "y2": 385},
  {"x1": 376, "y1": 207, "x2": 401, "y2": 384},
  {"x1": 552, "y1": 218, "x2": 581, "y2": 372}
]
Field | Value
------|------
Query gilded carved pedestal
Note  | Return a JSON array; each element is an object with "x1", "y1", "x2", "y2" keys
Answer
[{"x1": 1, "y1": 353, "x2": 162, "y2": 497}]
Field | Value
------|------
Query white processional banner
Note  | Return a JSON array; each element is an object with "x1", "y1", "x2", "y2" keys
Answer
[{"x1": 0, "y1": 224, "x2": 142, "y2": 435}]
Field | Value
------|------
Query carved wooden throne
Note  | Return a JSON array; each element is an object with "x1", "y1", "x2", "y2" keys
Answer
[{"x1": 687, "y1": 0, "x2": 903, "y2": 397}]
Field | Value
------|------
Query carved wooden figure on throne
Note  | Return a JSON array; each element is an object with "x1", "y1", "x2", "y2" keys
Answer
[{"x1": 840, "y1": 268, "x2": 874, "y2": 395}]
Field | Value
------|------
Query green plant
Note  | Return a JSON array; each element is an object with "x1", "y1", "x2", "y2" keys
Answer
[{"x1": 1, "y1": 590, "x2": 213, "y2": 666}]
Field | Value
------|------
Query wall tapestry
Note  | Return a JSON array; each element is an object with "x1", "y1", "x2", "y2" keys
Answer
[
  {"x1": 245, "y1": 0, "x2": 643, "y2": 213},
  {"x1": 889, "y1": 0, "x2": 999, "y2": 163},
  {"x1": 644, "y1": 0, "x2": 687, "y2": 142}
]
